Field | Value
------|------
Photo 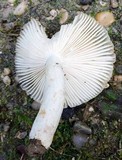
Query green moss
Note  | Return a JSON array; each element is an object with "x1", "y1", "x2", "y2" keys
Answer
[
  {"x1": 14, "y1": 0, "x2": 20, "y2": 6},
  {"x1": 105, "y1": 90, "x2": 118, "y2": 101}
]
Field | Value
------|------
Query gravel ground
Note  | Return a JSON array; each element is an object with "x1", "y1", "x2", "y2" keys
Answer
[{"x1": 0, "y1": 0, "x2": 122, "y2": 160}]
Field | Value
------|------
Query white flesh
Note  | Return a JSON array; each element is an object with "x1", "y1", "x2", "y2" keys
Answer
[{"x1": 29, "y1": 56, "x2": 65, "y2": 149}]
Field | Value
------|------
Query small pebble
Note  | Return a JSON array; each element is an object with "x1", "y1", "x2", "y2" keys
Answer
[
  {"x1": 3, "y1": 123, "x2": 10, "y2": 132},
  {"x1": 82, "y1": 105, "x2": 92, "y2": 121},
  {"x1": 31, "y1": 101, "x2": 40, "y2": 110},
  {"x1": 111, "y1": 0, "x2": 118, "y2": 8},
  {"x1": 72, "y1": 133, "x2": 88, "y2": 149},
  {"x1": 8, "y1": 0, "x2": 15, "y2": 6},
  {"x1": 80, "y1": 0, "x2": 93, "y2": 5},
  {"x1": 3, "y1": 68, "x2": 11, "y2": 76},
  {"x1": 90, "y1": 114, "x2": 100, "y2": 125},
  {"x1": 1, "y1": 74, "x2": 4, "y2": 79},
  {"x1": 73, "y1": 121, "x2": 92, "y2": 135},
  {"x1": 113, "y1": 75, "x2": 122, "y2": 90},
  {"x1": 2, "y1": 6, "x2": 14, "y2": 19},
  {"x1": 62, "y1": 107, "x2": 75, "y2": 120},
  {"x1": 95, "y1": 11, "x2": 115, "y2": 27},
  {"x1": 100, "y1": 119, "x2": 107, "y2": 127},
  {"x1": 99, "y1": 0, "x2": 107, "y2": 7},
  {"x1": 46, "y1": 16, "x2": 55, "y2": 20},
  {"x1": 8, "y1": 0, "x2": 15, "y2": 4},
  {"x1": 2, "y1": 76, "x2": 11, "y2": 85},
  {"x1": 115, "y1": 65, "x2": 122, "y2": 74},
  {"x1": 15, "y1": 131, "x2": 27, "y2": 139},
  {"x1": 13, "y1": 0, "x2": 28, "y2": 16},
  {"x1": 46, "y1": 9, "x2": 58, "y2": 21},
  {"x1": 81, "y1": 5, "x2": 89, "y2": 11},
  {"x1": 89, "y1": 106, "x2": 94, "y2": 112},
  {"x1": 114, "y1": 75, "x2": 122, "y2": 82},
  {"x1": 2, "y1": 22, "x2": 15, "y2": 31},
  {"x1": 17, "y1": 144, "x2": 26, "y2": 155},
  {"x1": 50, "y1": 9, "x2": 58, "y2": 18},
  {"x1": 59, "y1": 8, "x2": 69, "y2": 24},
  {"x1": 72, "y1": 117, "x2": 92, "y2": 149}
]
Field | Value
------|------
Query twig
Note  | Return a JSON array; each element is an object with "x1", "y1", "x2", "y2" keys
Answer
[
  {"x1": 20, "y1": 154, "x2": 24, "y2": 160},
  {"x1": 7, "y1": 33, "x2": 19, "y2": 37}
]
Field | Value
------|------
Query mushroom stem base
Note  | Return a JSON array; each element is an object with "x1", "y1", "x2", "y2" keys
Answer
[
  {"x1": 27, "y1": 139, "x2": 46, "y2": 156},
  {"x1": 29, "y1": 56, "x2": 65, "y2": 149}
]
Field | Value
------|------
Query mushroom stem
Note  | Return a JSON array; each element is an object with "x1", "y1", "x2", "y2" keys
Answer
[{"x1": 29, "y1": 55, "x2": 65, "y2": 149}]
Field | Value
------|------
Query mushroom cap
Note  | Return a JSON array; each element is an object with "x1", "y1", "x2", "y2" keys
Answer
[{"x1": 15, "y1": 12, "x2": 115, "y2": 108}]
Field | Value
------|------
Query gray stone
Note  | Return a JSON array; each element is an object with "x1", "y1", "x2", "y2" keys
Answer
[
  {"x1": 73, "y1": 121, "x2": 92, "y2": 135},
  {"x1": 72, "y1": 133, "x2": 88, "y2": 149},
  {"x1": 80, "y1": 0, "x2": 93, "y2": 5},
  {"x1": 31, "y1": 101, "x2": 41, "y2": 110}
]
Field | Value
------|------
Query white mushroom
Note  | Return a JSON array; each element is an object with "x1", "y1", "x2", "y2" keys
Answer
[{"x1": 15, "y1": 12, "x2": 115, "y2": 149}]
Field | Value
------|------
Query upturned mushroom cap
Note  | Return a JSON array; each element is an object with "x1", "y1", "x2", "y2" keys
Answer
[{"x1": 15, "y1": 12, "x2": 115, "y2": 107}]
